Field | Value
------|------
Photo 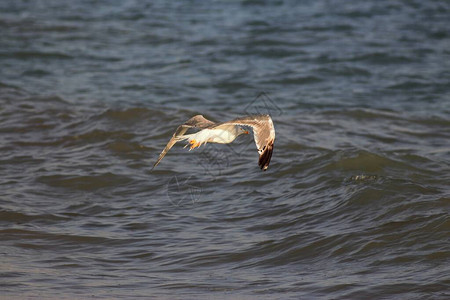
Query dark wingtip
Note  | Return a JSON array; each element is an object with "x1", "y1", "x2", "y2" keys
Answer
[
  {"x1": 258, "y1": 143, "x2": 273, "y2": 171},
  {"x1": 151, "y1": 159, "x2": 160, "y2": 171}
]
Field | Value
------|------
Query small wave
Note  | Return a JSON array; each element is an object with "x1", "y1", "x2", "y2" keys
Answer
[
  {"x1": 349, "y1": 52, "x2": 414, "y2": 64},
  {"x1": 263, "y1": 75, "x2": 323, "y2": 85},
  {"x1": 324, "y1": 150, "x2": 412, "y2": 173},
  {"x1": 0, "y1": 209, "x2": 69, "y2": 224},
  {"x1": 1, "y1": 228, "x2": 136, "y2": 248},
  {"x1": 348, "y1": 174, "x2": 378, "y2": 182},
  {"x1": 36, "y1": 173, "x2": 133, "y2": 191},
  {"x1": 0, "y1": 51, "x2": 73, "y2": 60},
  {"x1": 21, "y1": 69, "x2": 52, "y2": 77},
  {"x1": 314, "y1": 65, "x2": 371, "y2": 77},
  {"x1": 98, "y1": 107, "x2": 161, "y2": 122},
  {"x1": 388, "y1": 80, "x2": 430, "y2": 90},
  {"x1": 65, "y1": 129, "x2": 135, "y2": 146}
]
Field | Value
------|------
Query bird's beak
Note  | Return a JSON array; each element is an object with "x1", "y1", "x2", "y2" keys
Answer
[{"x1": 244, "y1": 130, "x2": 249, "y2": 134}]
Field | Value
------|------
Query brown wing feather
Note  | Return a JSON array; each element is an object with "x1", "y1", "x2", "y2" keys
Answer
[
  {"x1": 258, "y1": 141, "x2": 273, "y2": 171},
  {"x1": 151, "y1": 115, "x2": 215, "y2": 170},
  {"x1": 213, "y1": 114, "x2": 275, "y2": 171}
]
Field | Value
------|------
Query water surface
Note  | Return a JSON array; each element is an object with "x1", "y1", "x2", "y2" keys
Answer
[{"x1": 1, "y1": 1, "x2": 449, "y2": 299}]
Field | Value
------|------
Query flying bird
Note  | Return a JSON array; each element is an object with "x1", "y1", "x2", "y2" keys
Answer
[{"x1": 152, "y1": 114, "x2": 275, "y2": 171}]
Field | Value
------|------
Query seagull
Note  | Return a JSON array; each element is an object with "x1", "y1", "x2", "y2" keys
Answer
[{"x1": 152, "y1": 114, "x2": 275, "y2": 171}]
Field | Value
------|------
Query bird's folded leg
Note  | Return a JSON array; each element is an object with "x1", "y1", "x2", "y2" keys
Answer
[{"x1": 188, "y1": 139, "x2": 200, "y2": 151}]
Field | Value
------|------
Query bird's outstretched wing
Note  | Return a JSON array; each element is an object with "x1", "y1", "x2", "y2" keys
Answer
[
  {"x1": 213, "y1": 114, "x2": 275, "y2": 171},
  {"x1": 152, "y1": 115, "x2": 215, "y2": 170}
]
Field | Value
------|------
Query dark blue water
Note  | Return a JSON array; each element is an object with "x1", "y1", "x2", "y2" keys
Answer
[{"x1": 1, "y1": 1, "x2": 449, "y2": 299}]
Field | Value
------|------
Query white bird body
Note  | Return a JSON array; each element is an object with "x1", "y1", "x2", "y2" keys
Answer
[
  {"x1": 152, "y1": 114, "x2": 275, "y2": 171},
  {"x1": 184, "y1": 125, "x2": 246, "y2": 146}
]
